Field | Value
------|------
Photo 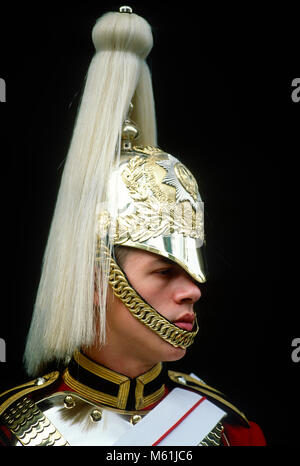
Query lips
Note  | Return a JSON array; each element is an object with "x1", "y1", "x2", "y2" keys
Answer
[{"x1": 174, "y1": 313, "x2": 195, "y2": 332}]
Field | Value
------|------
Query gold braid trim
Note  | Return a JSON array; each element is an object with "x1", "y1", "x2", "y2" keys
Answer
[
  {"x1": 107, "y1": 254, "x2": 199, "y2": 349},
  {"x1": 0, "y1": 372, "x2": 60, "y2": 417}
]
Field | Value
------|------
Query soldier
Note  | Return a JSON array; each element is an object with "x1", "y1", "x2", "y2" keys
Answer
[{"x1": 0, "y1": 7, "x2": 266, "y2": 446}]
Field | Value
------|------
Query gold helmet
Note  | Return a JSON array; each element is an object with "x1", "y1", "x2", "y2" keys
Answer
[{"x1": 97, "y1": 116, "x2": 206, "y2": 284}]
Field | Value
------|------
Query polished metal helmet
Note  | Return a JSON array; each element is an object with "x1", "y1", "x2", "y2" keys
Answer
[{"x1": 97, "y1": 115, "x2": 206, "y2": 284}]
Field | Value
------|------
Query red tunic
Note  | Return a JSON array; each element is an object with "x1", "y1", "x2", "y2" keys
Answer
[
  {"x1": 0, "y1": 369, "x2": 267, "y2": 446},
  {"x1": 222, "y1": 421, "x2": 266, "y2": 446}
]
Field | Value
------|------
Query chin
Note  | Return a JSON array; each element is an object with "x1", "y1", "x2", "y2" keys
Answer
[{"x1": 162, "y1": 344, "x2": 187, "y2": 362}]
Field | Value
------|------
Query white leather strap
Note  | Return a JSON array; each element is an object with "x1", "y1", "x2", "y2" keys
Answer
[{"x1": 113, "y1": 387, "x2": 226, "y2": 446}]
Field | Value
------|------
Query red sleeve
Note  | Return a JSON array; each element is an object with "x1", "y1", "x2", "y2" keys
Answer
[{"x1": 222, "y1": 421, "x2": 266, "y2": 446}]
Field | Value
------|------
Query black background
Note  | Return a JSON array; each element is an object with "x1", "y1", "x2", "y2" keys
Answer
[{"x1": 0, "y1": 0, "x2": 298, "y2": 447}]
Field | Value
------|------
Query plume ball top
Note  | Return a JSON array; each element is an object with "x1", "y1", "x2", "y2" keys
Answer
[{"x1": 92, "y1": 11, "x2": 153, "y2": 59}]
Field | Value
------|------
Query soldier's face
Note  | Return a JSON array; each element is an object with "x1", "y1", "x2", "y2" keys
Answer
[{"x1": 105, "y1": 248, "x2": 201, "y2": 366}]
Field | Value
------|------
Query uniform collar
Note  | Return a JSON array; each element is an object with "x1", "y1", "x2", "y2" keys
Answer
[{"x1": 62, "y1": 351, "x2": 167, "y2": 411}]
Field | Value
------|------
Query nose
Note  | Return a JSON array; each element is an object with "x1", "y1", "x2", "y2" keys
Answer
[{"x1": 173, "y1": 272, "x2": 201, "y2": 304}]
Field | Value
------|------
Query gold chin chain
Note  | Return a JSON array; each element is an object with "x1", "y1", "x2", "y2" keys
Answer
[{"x1": 106, "y1": 253, "x2": 199, "y2": 349}]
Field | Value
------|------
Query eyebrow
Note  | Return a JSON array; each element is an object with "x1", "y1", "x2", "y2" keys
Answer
[{"x1": 150, "y1": 256, "x2": 174, "y2": 266}]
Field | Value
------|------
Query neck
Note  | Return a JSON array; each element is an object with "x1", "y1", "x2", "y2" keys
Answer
[{"x1": 83, "y1": 345, "x2": 158, "y2": 379}]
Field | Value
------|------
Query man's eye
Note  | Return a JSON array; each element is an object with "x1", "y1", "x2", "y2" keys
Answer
[{"x1": 156, "y1": 268, "x2": 172, "y2": 276}]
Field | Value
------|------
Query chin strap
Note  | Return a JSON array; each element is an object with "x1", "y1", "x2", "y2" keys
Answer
[{"x1": 105, "y1": 252, "x2": 199, "y2": 349}]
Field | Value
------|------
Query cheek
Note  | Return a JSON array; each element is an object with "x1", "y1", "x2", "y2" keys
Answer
[
  {"x1": 107, "y1": 294, "x2": 130, "y2": 328},
  {"x1": 107, "y1": 293, "x2": 149, "y2": 339},
  {"x1": 147, "y1": 291, "x2": 174, "y2": 322},
  {"x1": 132, "y1": 282, "x2": 173, "y2": 318},
  {"x1": 107, "y1": 289, "x2": 188, "y2": 363}
]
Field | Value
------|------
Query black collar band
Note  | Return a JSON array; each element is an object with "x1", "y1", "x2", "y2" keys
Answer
[{"x1": 62, "y1": 351, "x2": 167, "y2": 411}]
